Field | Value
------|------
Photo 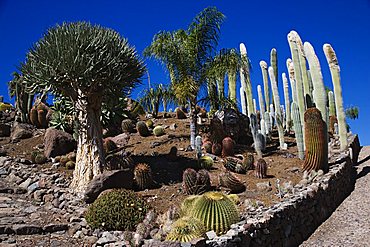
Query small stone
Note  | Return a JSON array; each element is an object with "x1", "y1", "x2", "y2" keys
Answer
[
  {"x1": 206, "y1": 230, "x2": 217, "y2": 240},
  {"x1": 27, "y1": 181, "x2": 40, "y2": 193},
  {"x1": 169, "y1": 123, "x2": 177, "y2": 130},
  {"x1": 43, "y1": 224, "x2": 68, "y2": 233},
  {"x1": 12, "y1": 224, "x2": 42, "y2": 235},
  {"x1": 19, "y1": 178, "x2": 32, "y2": 188},
  {"x1": 256, "y1": 181, "x2": 272, "y2": 192}
]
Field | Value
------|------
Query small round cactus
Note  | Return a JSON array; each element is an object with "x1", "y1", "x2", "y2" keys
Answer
[
  {"x1": 136, "y1": 121, "x2": 150, "y2": 137},
  {"x1": 34, "y1": 154, "x2": 47, "y2": 164},
  {"x1": 242, "y1": 152, "x2": 254, "y2": 170},
  {"x1": 166, "y1": 216, "x2": 206, "y2": 242},
  {"x1": 198, "y1": 156, "x2": 213, "y2": 170},
  {"x1": 146, "y1": 119, "x2": 154, "y2": 129},
  {"x1": 222, "y1": 137, "x2": 234, "y2": 157},
  {"x1": 65, "y1": 160, "x2": 75, "y2": 170},
  {"x1": 254, "y1": 158, "x2": 268, "y2": 179},
  {"x1": 182, "y1": 168, "x2": 211, "y2": 195},
  {"x1": 121, "y1": 119, "x2": 135, "y2": 133},
  {"x1": 134, "y1": 163, "x2": 153, "y2": 190},
  {"x1": 219, "y1": 171, "x2": 245, "y2": 193},
  {"x1": 60, "y1": 156, "x2": 69, "y2": 166},
  {"x1": 224, "y1": 157, "x2": 246, "y2": 174},
  {"x1": 211, "y1": 143, "x2": 222, "y2": 156},
  {"x1": 67, "y1": 152, "x2": 76, "y2": 162},
  {"x1": 153, "y1": 126, "x2": 165, "y2": 137}
]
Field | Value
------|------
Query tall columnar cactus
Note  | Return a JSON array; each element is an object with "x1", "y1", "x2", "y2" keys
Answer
[
  {"x1": 240, "y1": 43, "x2": 254, "y2": 117},
  {"x1": 304, "y1": 42, "x2": 328, "y2": 125},
  {"x1": 250, "y1": 113, "x2": 265, "y2": 158},
  {"x1": 219, "y1": 171, "x2": 246, "y2": 193},
  {"x1": 195, "y1": 135, "x2": 202, "y2": 159},
  {"x1": 264, "y1": 112, "x2": 271, "y2": 132},
  {"x1": 269, "y1": 67, "x2": 286, "y2": 149},
  {"x1": 296, "y1": 35, "x2": 311, "y2": 102},
  {"x1": 328, "y1": 91, "x2": 336, "y2": 117},
  {"x1": 134, "y1": 163, "x2": 153, "y2": 190},
  {"x1": 307, "y1": 70, "x2": 314, "y2": 105},
  {"x1": 253, "y1": 98, "x2": 257, "y2": 114},
  {"x1": 228, "y1": 71, "x2": 237, "y2": 103},
  {"x1": 182, "y1": 168, "x2": 211, "y2": 195},
  {"x1": 166, "y1": 216, "x2": 206, "y2": 242},
  {"x1": 240, "y1": 87, "x2": 247, "y2": 115},
  {"x1": 269, "y1": 104, "x2": 275, "y2": 127},
  {"x1": 287, "y1": 31, "x2": 306, "y2": 128},
  {"x1": 183, "y1": 191, "x2": 239, "y2": 234},
  {"x1": 291, "y1": 102, "x2": 305, "y2": 159},
  {"x1": 270, "y1": 48, "x2": 278, "y2": 86},
  {"x1": 282, "y1": 73, "x2": 291, "y2": 132},
  {"x1": 303, "y1": 108, "x2": 328, "y2": 172},
  {"x1": 257, "y1": 85, "x2": 266, "y2": 119},
  {"x1": 254, "y1": 158, "x2": 268, "y2": 179},
  {"x1": 260, "y1": 119, "x2": 266, "y2": 137},
  {"x1": 286, "y1": 58, "x2": 298, "y2": 103},
  {"x1": 259, "y1": 61, "x2": 270, "y2": 111},
  {"x1": 323, "y1": 44, "x2": 347, "y2": 151}
]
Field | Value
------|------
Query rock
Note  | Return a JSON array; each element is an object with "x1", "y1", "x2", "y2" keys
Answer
[
  {"x1": 169, "y1": 123, "x2": 177, "y2": 130},
  {"x1": 19, "y1": 178, "x2": 32, "y2": 189},
  {"x1": 43, "y1": 128, "x2": 76, "y2": 158},
  {"x1": 11, "y1": 122, "x2": 35, "y2": 140},
  {"x1": 27, "y1": 181, "x2": 40, "y2": 193},
  {"x1": 0, "y1": 123, "x2": 11, "y2": 137},
  {"x1": 84, "y1": 169, "x2": 134, "y2": 204},
  {"x1": 206, "y1": 230, "x2": 217, "y2": 240},
  {"x1": 256, "y1": 181, "x2": 272, "y2": 192},
  {"x1": 110, "y1": 133, "x2": 130, "y2": 147},
  {"x1": 43, "y1": 224, "x2": 68, "y2": 233},
  {"x1": 0, "y1": 147, "x2": 7, "y2": 156},
  {"x1": 96, "y1": 232, "x2": 117, "y2": 245},
  {"x1": 12, "y1": 224, "x2": 42, "y2": 235}
]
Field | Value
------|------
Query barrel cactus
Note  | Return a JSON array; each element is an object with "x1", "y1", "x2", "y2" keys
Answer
[
  {"x1": 35, "y1": 153, "x2": 47, "y2": 164},
  {"x1": 224, "y1": 157, "x2": 246, "y2": 174},
  {"x1": 211, "y1": 143, "x2": 222, "y2": 156},
  {"x1": 134, "y1": 163, "x2": 153, "y2": 190},
  {"x1": 242, "y1": 152, "x2": 254, "y2": 170},
  {"x1": 136, "y1": 121, "x2": 150, "y2": 137},
  {"x1": 219, "y1": 171, "x2": 246, "y2": 193},
  {"x1": 85, "y1": 189, "x2": 149, "y2": 231},
  {"x1": 121, "y1": 119, "x2": 135, "y2": 133},
  {"x1": 254, "y1": 158, "x2": 268, "y2": 179},
  {"x1": 182, "y1": 168, "x2": 211, "y2": 195},
  {"x1": 198, "y1": 156, "x2": 213, "y2": 170},
  {"x1": 146, "y1": 119, "x2": 154, "y2": 129},
  {"x1": 303, "y1": 108, "x2": 328, "y2": 172},
  {"x1": 166, "y1": 216, "x2": 206, "y2": 243},
  {"x1": 202, "y1": 141, "x2": 212, "y2": 154},
  {"x1": 65, "y1": 160, "x2": 76, "y2": 170},
  {"x1": 153, "y1": 126, "x2": 165, "y2": 137},
  {"x1": 182, "y1": 191, "x2": 240, "y2": 234},
  {"x1": 221, "y1": 137, "x2": 234, "y2": 157}
]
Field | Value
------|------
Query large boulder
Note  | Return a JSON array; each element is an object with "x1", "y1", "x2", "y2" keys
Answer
[
  {"x1": 43, "y1": 128, "x2": 76, "y2": 158},
  {"x1": 0, "y1": 124, "x2": 11, "y2": 137},
  {"x1": 84, "y1": 169, "x2": 134, "y2": 204},
  {"x1": 11, "y1": 122, "x2": 35, "y2": 141}
]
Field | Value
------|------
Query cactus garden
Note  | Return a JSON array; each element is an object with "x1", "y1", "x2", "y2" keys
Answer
[{"x1": 0, "y1": 3, "x2": 364, "y2": 247}]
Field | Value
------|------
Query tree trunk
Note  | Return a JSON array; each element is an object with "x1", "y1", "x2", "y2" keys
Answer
[{"x1": 71, "y1": 90, "x2": 104, "y2": 192}]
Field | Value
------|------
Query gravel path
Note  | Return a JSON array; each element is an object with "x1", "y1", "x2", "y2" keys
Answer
[{"x1": 300, "y1": 146, "x2": 370, "y2": 247}]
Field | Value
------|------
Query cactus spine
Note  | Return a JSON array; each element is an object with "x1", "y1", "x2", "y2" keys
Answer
[
  {"x1": 291, "y1": 102, "x2": 305, "y2": 159},
  {"x1": 304, "y1": 42, "x2": 328, "y2": 125},
  {"x1": 323, "y1": 44, "x2": 348, "y2": 150},
  {"x1": 328, "y1": 91, "x2": 336, "y2": 117},
  {"x1": 219, "y1": 171, "x2": 246, "y2": 193},
  {"x1": 259, "y1": 61, "x2": 270, "y2": 111},
  {"x1": 183, "y1": 191, "x2": 239, "y2": 234},
  {"x1": 240, "y1": 43, "x2": 254, "y2": 117},
  {"x1": 287, "y1": 31, "x2": 306, "y2": 129},
  {"x1": 282, "y1": 73, "x2": 291, "y2": 132},
  {"x1": 269, "y1": 66, "x2": 286, "y2": 149},
  {"x1": 303, "y1": 108, "x2": 328, "y2": 172}
]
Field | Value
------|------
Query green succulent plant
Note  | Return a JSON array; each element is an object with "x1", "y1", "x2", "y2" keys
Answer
[
  {"x1": 153, "y1": 125, "x2": 165, "y2": 136},
  {"x1": 134, "y1": 163, "x2": 153, "y2": 190},
  {"x1": 198, "y1": 155, "x2": 213, "y2": 170},
  {"x1": 166, "y1": 216, "x2": 206, "y2": 242}
]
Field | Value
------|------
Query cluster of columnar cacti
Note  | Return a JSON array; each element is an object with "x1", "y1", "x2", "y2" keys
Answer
[
  {"x1": 254, "y1": 158, "x2": 268, "y2": 179},
  {"x1": 219, "y1": 171, "x2": 246, "y2": 193},
  {"x1": 134, "y1": 163, "x2": 153, "y2": 190},
  {"x1": 303, "y1": 108, "x2": 328, "y2": 172},
  {"x1": 166, "y1": 216, "x2": 206, "y2": 242},
  {"x1": 181, "y1": 191, "x2": 240, "y2": 234},
  {"x1": 30, "y1": 101, "x2": 51, "y2": 128},
  {"x1": 250, "y1": 114, "x2": 265, "y2": 158},
  {"x1": 182, "y1": 168, "x2": 211, "y2": 195}
]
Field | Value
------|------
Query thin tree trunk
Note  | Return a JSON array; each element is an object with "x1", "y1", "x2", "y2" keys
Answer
[{"x1": 71, "y1": 90, "x2": 104, "y2": 192}]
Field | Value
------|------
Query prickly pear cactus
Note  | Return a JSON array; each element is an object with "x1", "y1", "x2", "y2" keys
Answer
[
  {"x1": 183, "y1": 191, "x2": 239, "y2": 234},
  {"x1": 166, "y1": 216, "x2": 206, "y2": 242},
  {"x1": 303, "y1": 108, "x2": 328, "y2": 172},
  {"x1": 254, "y1": 158, "x2": 268, "y2": 179},
  {"x1": 219, "y1": 171, "x2": 246, "y2": 193},
  {"x1": 182, "y1": 168, "x2": 211, "y2": 195},
  {"x1": 134, "y1": 163, "x2": 153, "y2": 190},
  {"x1": 136, "y1": 121, "x2": 150, "y2": 137},
  {"x1": 222, "y1": 137, "x2": 234, "y2": 157}
]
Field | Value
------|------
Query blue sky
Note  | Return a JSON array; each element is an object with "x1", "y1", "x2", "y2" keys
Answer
[{"x1": 1, "y1": 0, "x2": 369, "y2": 144}]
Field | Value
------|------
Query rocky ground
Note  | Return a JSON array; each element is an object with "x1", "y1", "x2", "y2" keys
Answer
[{"x1": 300, "y1": 146, "x2": 370, "y2": 247}]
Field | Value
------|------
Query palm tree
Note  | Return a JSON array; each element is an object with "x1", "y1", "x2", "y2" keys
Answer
[
  {"x1": 144, "y1": 7, "x2": 225, "y2": 148},
  {"x1": 21, "y1": 22, "x2": 145, "y2": 191}
]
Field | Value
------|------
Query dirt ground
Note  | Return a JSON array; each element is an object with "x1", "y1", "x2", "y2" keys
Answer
[{"x1": 0, "y1": 113, "x2": 304, "y2": 214}]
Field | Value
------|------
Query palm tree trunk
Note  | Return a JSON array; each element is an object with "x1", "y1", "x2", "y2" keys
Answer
[{"x1": 71, "y1": 90, "x2": 104, "y2": 192}]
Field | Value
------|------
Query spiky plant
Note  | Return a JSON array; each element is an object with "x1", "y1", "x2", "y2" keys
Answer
[
  {"x1": 20, "y1": 22, "x2": 145, "y2": 191},
  {"x1": 242, "y1": 152, "x2": 254, "y2": 170},
  {"x1": 136, "y1": 121, "x2": 150, "y2": 137},
  {"x1": 65, "y1": 161, "x2": 76, "y2": 170},
  {"x1": 198, "y1": 156, "x2": 214, "y2": 170},
  {"x1": 221, "y1": 137, "x2": 234, "y2": 157},
  {"x1": 211, "y1": 143, "x2": 222, "y2": 156},
  {"x1": 224, "y1": 157, "x2": 246, "y2": 174},
  {"x1": 121, "y1": 119, "x2": 136, "y2": 133},
  {"x1": 219, "y1": 171, "x2": 246, "y2": 193},
  {"x1": 254, "y1": 158, "x2": 268, "y2": 179},
  {"x1": 303, "y1": 108, "x2": 328, "y2": 172},
  {"x1": 134, "y1": 163, "x2": 153, "y2": 190},
  {"x1": 103, "y1": 138, "x2": 117, "y2": 154},
  {"x1": 153, "y1": 125, "x2": 165, "y2": 136},
  {"x1": 146, "y1": 119, "x2": 154, "y2": 129},
  {"x1": 202, "y1": 141, "x2": 212, "y2": 154},
  {"x1": 182, "y1": 191, "x2": 239, "y2": 234},
  {"x1": 166, "y1": 216, "x2": 206, "y2": 242},
  {"x1": 182, "y1": 168, "x2": 211, "y2": 195}
]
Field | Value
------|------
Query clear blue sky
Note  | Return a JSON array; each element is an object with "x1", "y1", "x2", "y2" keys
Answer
[{"x1": 1, "y1": 0, "x2": 369, "y2": 144}]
